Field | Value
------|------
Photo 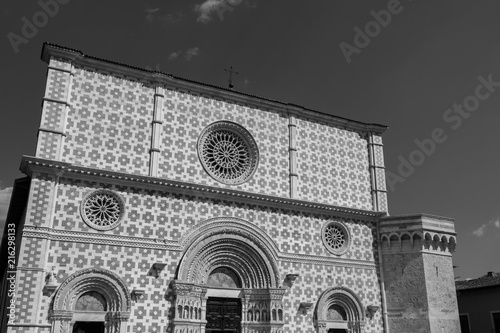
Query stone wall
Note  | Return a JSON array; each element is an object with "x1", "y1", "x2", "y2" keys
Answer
[
  {"x1": 382, "y1": 252, "x2": 431, "y2": 332},
  {"x1": 423, "y1": 253, "x2": 461, "y2": 333}
]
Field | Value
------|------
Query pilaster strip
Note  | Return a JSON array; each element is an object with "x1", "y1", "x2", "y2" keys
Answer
[
  {"x1": 288, "y1": 116, "x2": 297, "y2": 198},
  {"x1": 367, "y1": 133, "x2": 387, "y2": 212},
  {"x1": 149, "y1": 86, "x2": 164, "y2": 177},
  {"x1": 58, "y1": 63, "x2": 74, "y2": 161}
]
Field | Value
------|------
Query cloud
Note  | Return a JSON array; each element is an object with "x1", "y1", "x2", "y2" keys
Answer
[
  {"x1": 146, "y1": 7, "x2": 182, "y2": 24},
  {"x1": 194, "y1": 0, "x2": 224, "y2": 23},
  {"x1": 167, "y1": 48, "x2": 200, "y2": 62},
  {"x1": 472, "y1": 218, "x2": 500, "y2": 237},
  {"x1": 194, "y1": 0, "x2": 240, "y2": 23},
  {"x1": 473, "y1": 224, "x2": 487, "y2": 237},
  {"x1": 185, "y1": 47, "x2": 200, "y2": 61},
  {"x1": 145, "y1": 7, "x2": 160, "y2": 23},
  {"x1": 168, "y1": 50, "x2": 182, "y2": 61},
  {"x1": 164, "y1": 11, "x2": 182, "y2": 23}
]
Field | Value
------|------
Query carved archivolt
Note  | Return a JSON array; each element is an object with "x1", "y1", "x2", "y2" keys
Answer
[
  {"x1": 51, "y1": 267, "x2": 131, "y2": 333},
  {"x1": 172, "y1": 218, "x2": 285, "y2": 333},
  {"x1": 177, "y1": 217, "x2": 280, "y2": 289},
  {"x1": 314, "y1": 287, "x2": 365, "y2": 333}
]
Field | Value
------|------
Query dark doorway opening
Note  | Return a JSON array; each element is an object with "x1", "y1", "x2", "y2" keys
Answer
[
  {"x1": 72, "y1": 321, "x2": 105, "y2": 333},
  {"x1": 206, "y1": 297, "x2": 241, "y2": 333}
]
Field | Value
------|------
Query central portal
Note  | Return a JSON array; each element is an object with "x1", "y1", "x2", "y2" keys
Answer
[{"x1": 206, "y1": 297, "x2": 242, "y2": 333}]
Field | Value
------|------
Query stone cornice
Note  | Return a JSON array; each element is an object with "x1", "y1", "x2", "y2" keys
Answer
[
  {"x1": 380, "y1": 213, "x2": 456, "y2": 235},
  {"x1": 20, "y1": 156, "x2": 386, "y2": 221},
  {"x1": 41, "y1": 43, "x2": 387, "y2": 135}
]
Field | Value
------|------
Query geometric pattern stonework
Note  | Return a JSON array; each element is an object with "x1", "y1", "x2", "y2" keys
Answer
[
  {"x1": 63, "y1": 68, "x2": 153, "y2": 175},
  {"x1": 296, "y1": 119, "x2": 372, "y2": 210},
  {"x1": 51, "y1": 66, "x2": 376, "y2": 211},
  {"x1": 15, "y1": 174, "x2": 387, "y2": 332},
  {"x1": 18, "y1": 58, "x2": 390, "y2": 333}
]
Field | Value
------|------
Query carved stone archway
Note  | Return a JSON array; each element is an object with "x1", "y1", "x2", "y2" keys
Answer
[
  {"x1": 314, "y1": 287, "x2": 365, "y2": 333},
  {"x1": 50, "y1": 267, "x2": 131, "y2": 333},
  {"x1": 172, "y1": 217, "x2": 285, "y2": 333}
]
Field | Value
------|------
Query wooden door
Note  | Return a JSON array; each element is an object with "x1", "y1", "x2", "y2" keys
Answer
[{"x1": 206, "y1": 298, "x2": 241, "y2": 333}]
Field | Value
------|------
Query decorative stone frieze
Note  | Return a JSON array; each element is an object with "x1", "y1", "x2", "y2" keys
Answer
[{"x1": 380, "y1": 214, "x2": 457, "y2": 255}]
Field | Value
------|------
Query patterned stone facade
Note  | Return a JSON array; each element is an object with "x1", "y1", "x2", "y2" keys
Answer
[{"x1": 0, "y1": 44, "x2": 459, "y2": 333}]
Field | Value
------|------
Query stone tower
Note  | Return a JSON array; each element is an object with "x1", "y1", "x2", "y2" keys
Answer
[{"x1": 380, "y1": 214, "x2": 460, "y2": 332}]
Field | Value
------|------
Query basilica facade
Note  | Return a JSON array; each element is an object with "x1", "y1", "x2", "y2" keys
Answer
[{"x1": 0, "y1": 43, "x2": 460, "y2": 333}]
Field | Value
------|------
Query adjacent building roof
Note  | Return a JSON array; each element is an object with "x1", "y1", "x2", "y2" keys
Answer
[{"x1": 456, "y1": 272, "x2": 500, "y2": 290}]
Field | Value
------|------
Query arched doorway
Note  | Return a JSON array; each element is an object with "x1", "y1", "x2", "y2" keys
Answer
[
  {"x1": 314, "y1": 287, "x2": 366, "y2": 333},
  {"x1": 205, "y1": 267, "x2": 242, "y2": 333},
  {"x1": 172, "y1": 217, "x2": 285, "y2": 333},
  {"x1": 50, "y1": 268, "x2": 131, "y2": 333},
  {"x1": 72, "y1": 291, "x2": 107, "y2": 333}
]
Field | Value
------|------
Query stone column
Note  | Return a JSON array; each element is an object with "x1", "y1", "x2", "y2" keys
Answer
[{"x1": 49, "y1": 310, "x2": 73, "y2": 333}]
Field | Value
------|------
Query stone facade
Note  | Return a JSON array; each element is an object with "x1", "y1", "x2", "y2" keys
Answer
[{"x1": 0, "y1": 43, "x2": 459, "y2": 333}]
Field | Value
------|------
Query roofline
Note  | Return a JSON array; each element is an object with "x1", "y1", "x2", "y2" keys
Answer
[
  {"x1": 41, "y1": 43, "x2": 388, "y2": 135},
  {"x1": 456, "y1": 283, "x2": 500, "y2": 291},
  {"x1": 381, "y1": 213, "x2": 455, "y2": 223}
]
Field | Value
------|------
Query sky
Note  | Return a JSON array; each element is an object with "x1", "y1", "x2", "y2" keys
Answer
[{"x1": 1, "y1": 0, "x2": 499, "y2": 280}]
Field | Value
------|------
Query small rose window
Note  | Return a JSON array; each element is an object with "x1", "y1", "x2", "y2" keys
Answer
[
  {"x1": 322, "y1": 221, "x2": 351, "y2": 255},
  {"x1": 80, "y1": 190, "x2": 125, "y2": 230}
]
